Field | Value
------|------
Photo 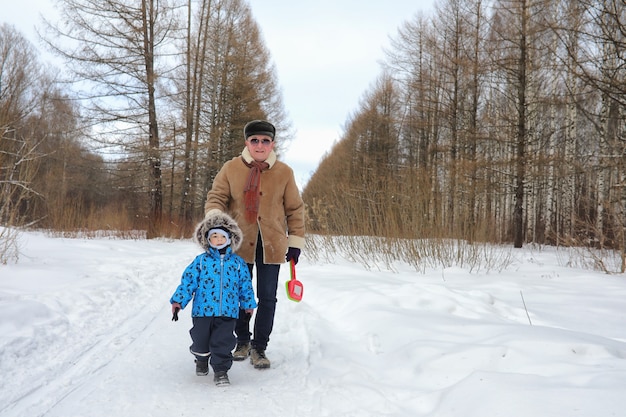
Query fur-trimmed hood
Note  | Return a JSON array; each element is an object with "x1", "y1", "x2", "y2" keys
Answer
[{"x1": 194, "y1": 211, "x2": 243, "y2": 252}]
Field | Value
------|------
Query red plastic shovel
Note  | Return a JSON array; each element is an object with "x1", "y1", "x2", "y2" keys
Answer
[{"x1": 285, "y1": 259, "x2": 303, "y2": 302}]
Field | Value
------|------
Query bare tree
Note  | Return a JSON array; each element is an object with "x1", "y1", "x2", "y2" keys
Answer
[
  {"x1": 488, "y1": 0, "x2": 545, "y2": 248},
  {"x1": 176, "y1": 0, "x2": 212, "y2": 233},
  {"x1": 0, "y1": 24, "x2": 47, "y2": 262},
  {"x1": 41, "y1": 0, "x2": 181, "y2": 238},
  {"x1": 301, "y1": 0, "x2": 623, "y2": 272},
  {"x1": 182, "y1": 0, "x2": 290, "y2": 217},
  {"x1": 551, "y1": 0, "x2": 625, "y2": 263}
]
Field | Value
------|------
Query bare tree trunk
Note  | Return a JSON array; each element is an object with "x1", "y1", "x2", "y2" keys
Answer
[
  {"x1": 142, "y1": 0, "x2": 163, "y2": 239},
  {"x1": 467, "y1": 0, "x2": 484, "y2": 242},
  {"x1": 544, "y1": 34, "x2": 557, "y2": 244},
  {"x1": 513, "y1": 0, "x2": 529, "y2": 248},
  {"x1": 564, "y1": 67, "x2": 578, "y2": 242},
  {"x1": 621, "y1": 177, "x2": 626, "y2": 273},
  {"x1": 180, "y1": 0, "x2": 195, "y2": 229}
]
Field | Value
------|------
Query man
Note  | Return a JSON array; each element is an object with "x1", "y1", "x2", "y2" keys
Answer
[{"x1": 204, "y1": 120, "x2": 305, "y2": 369}]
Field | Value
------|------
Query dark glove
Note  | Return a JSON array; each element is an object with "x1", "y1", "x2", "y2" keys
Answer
[
  {"x1": 171, "y1": 304, "x2": 181, "y2": 321},
  {"x1": 286, "y1": 247, "x2": 301, "y2": 265}
]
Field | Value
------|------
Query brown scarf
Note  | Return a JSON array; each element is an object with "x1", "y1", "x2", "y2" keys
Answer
[{"x1": 242, "y1": 157, "x2": 270, "y2": 223}]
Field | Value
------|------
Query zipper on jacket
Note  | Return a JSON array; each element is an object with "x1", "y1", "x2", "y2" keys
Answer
[{"x1": 219, "y1": 254, "x2": 225, "y2": 315}]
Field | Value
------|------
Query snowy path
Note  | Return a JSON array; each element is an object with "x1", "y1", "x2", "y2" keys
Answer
[
  {"x1": 0, "y1": 236, "x2": 318, "y2": 416},
  {"x1": 2, "y1": 232, "x2": 626, "y2": 416}
]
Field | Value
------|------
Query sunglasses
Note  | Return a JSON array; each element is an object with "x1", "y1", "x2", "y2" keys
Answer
[{"x1": 248, "y1": 138, "x2": 273, "y2": 146}]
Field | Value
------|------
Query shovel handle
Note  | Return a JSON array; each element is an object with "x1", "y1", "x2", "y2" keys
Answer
[{"x1": 289, "y1": 258, "x2": 297, "y2": 280}]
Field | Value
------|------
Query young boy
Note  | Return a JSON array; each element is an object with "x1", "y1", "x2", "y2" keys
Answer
[{"x1": 170, "y1": 212, "x2": 256, "y2": 386}]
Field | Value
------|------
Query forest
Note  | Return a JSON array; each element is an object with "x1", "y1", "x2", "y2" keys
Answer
[{"x1": 1, "y1": 0, "x2": 625, "y2": 270}]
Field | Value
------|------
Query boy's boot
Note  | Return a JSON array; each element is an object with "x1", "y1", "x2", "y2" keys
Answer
[
  {"x1": 214, "y1": 371, "x2": 230, "y2": 386},
  {"x1": 195, "y1": 359, "x2": 209, "y2": 376}
]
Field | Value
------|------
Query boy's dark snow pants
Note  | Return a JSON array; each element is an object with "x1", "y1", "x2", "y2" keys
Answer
[{"x1": 189, "y1": 316, "x2": 236, "y2": 373}]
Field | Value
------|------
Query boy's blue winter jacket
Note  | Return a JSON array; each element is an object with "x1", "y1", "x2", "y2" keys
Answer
[{"x1": 170, "y1": 246, "x2": 257, "y2": 318}]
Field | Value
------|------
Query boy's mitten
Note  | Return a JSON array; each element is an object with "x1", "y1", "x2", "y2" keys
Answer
[{"x1": 172, "y1": 305, "x2": 180, "y2": 321}]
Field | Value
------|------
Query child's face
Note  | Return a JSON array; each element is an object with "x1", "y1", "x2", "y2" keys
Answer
[{"x1": 209, "y1": 232, "x2": 228, "y2": 247}]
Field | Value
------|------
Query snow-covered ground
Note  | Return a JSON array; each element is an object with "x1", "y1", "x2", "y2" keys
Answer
[{"x1": 1, "y1": 230, "x2": 626, "y2": 416}]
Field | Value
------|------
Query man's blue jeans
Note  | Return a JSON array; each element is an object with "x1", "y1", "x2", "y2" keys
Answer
[{"x1": 235, "y1": 234, "x2": 280, "y2": 351}]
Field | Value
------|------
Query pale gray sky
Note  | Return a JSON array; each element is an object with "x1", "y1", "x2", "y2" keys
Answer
[{"x1": 4, "y1": 0, "x2": 434, "y2": 187}]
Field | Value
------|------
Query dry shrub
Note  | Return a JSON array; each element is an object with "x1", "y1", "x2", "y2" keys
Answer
[
  {"x1": 305, "y1": 233, "x2": 514, "y2": 273},
  {"x1": 0, "y1": 227, "x2": 21, "y2": 264}
]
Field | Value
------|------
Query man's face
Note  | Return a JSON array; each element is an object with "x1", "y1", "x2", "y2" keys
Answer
[{"x1": 245, "y1": 134, "x2": 275, "y2": 162}]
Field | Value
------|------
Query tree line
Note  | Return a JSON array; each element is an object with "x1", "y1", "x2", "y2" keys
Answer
[
  {"x1": 1, "y1": 0, "x2": 289, "y2": 243},
  {"x1": 1, "y1": 0, "x2": 625, "y2": 270},
  {"x1": 303, "y1": 0, "x2": 625, "y2": 270}
]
